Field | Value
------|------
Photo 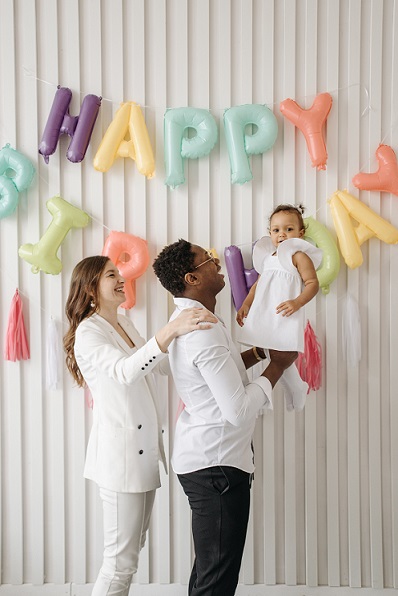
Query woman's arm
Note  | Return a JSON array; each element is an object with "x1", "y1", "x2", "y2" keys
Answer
[{"x1": 75, "y1": 308, "x2": 217, "y2": 385}]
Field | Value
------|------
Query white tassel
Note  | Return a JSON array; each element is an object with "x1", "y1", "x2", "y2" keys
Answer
[
  {"x1": 46, "y1": 318, "x2": 62, "y2": 390},
  {"x1": 342, "y1": 294, "x2": 361, "y2": 367}
]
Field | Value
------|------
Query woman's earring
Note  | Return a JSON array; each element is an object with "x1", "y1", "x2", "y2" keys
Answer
[{"x1": 90, "y1": 300, "x2": 95, "y2": 309}]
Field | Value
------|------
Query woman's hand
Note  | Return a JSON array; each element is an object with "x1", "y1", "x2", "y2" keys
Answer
[
  {"x1": 171, "y1": 307, "x2": 218, "y2": 334},
  {"x1": 155, "y1": 308, "x2": 218, "y2": 352}
]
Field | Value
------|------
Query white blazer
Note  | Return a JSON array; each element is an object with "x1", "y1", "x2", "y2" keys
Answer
[{"x1": 74, "y1": 313, "x2": 169, "y2": 493}]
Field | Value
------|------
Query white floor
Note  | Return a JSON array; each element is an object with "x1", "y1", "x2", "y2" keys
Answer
[{"x1": 0, "y1": 585, "x2": 396, "y2": 596}]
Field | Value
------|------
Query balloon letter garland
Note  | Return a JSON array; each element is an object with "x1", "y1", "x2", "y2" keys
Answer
[
  {"x1": 223, "y1": 104, "x2": 278, "y2": 184},
  {"x1": 352, "y1": 144, "x2": 398, "y2": 196},
  {"x1": 102, "y1": 231, "x2": 150, "y2": 309},
  {"x1": 164, "y1": 107, "x2": 218, "y2": 188},
  {"x1": 329, "y1": 189, "x2": 398, "y2": 269},
  {"x1": 0, "y1": 145, "x2": 35, "y2": 219},
  {"x1": 39, "y1": 86, "x2": 101, "y2": 164},
  {"x1": 19, "y1": 196, "x2": 90, "y2": 274},
  {"x1": 94, "y1": 102, "x2": 155, "y2": 178},
  {"x1": 280, "y1": 92, "x2": 333, "y2": 170}
]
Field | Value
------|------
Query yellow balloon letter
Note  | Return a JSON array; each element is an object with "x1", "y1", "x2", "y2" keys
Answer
[
  {"x1": 94, "y1": 102, "x2": 155, "y2": 178},
  {"x1": 329, "y1": 189, "x2": 398, "y2": 269}
]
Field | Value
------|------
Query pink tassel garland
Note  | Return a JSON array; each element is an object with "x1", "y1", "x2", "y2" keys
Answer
[
  {"x1": 4, "y1": 289, "x2": 30, "y2": 361},
  {"x1": 296, "y1": 320, "x2": 322, "y2": 392}
]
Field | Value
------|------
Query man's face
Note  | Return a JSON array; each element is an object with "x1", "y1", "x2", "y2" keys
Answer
[{"x1": 190, "y1": 245, "x2": 225, "y2": 295}]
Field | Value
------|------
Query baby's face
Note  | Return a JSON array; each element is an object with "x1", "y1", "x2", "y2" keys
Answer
[{"x1": 269, "y1": 211, "x2": 304, "y2": 247}]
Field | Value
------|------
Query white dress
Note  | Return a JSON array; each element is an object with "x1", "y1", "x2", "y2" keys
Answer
[{"x1": 239, "y1": 237, "x2": 323, "y2": 353}]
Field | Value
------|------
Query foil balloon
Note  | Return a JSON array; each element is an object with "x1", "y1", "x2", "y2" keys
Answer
[
  {"x1": 164, "y1": 107, "x2": 218, "y2": 189},
  {"x1": 223, "y1": 104, "x2": 278, "y2": 184},
  {"x1": 94, "y1": 102, "x2": 155, "y2": 177},
  {"x1": 39, "y1": 86, "x2": 101, "y2": 163},
  {"x1": 303, "y1": 216, "x2": 340, "y2": 294},
  {"x1": 102, "y1": 231, "x2": 150, "y2": 309},
  {"x1": 0, "y1": 144, "x2": 35, "y2": 218},
  {"x1": 224, "y1": 245, "x2": 259, "y2": 311},
  {"x1": 352, "y1": 144, "x2": 398, "y2": 196},
  {"x1": 19, "y1": 196, "x2": 90, "y2": 274},
  {"x1": 280, "y1": 92, "x2": 333, "y2": 170},
  {"x1": 329, "y1": 189, "x2": 398, "y2": 269}
]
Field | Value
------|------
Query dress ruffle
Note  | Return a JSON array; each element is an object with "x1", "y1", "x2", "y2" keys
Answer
[{"x1": 253, "y1": 237, "x2": 323, "y2": 275}]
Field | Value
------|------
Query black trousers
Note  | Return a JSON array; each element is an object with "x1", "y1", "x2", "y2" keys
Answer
[{"x1": 177, "y1": 466, "x2": 251, "y2": 596}]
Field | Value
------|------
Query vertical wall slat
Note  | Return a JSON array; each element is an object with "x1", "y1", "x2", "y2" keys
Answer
[
  {"x1": 367, "y1": 2, "x2": 384, "y2": 589},
  {"x1": 303, "y1": 0, "x2": 319, "y2": 583},
  {"x1": 323, "y1": 0, "x2": 341, "y2": 587},
  {"x1": 282, "y1": 0, "x2": 297, "y2": 586},
  {"x1": 346, "y1": 0, "x2": 362, "y2": 587},
  {"x1": 389, "y1": 0, "x2": 398, "y2": 586},
  {"x1": 1, "y1": 0, "x2": 23, "y2": 585},
  {"x1": 17, "y1": 0, "x2": 44, "y2": 584}
]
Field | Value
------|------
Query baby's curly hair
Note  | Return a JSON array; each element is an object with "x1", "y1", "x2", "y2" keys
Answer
[
  {"x1": 153, "y1": 238, "x2": 195, "y2": 296},
  {"x1": 269, "y1": 203, "x2": 306, "y2": 231}
]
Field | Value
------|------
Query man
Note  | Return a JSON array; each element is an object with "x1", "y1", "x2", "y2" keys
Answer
[{"x1": 153, "y1": 239, "x2": 295, "y2": 596}]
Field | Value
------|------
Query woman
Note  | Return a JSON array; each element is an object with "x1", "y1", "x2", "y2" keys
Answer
[{"x1": 64, "y1": 255, "x2": 216, "y2": 596}]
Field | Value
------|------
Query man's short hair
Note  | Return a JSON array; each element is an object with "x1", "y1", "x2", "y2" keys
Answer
[{"x1": 153, "y1": 238, "x2": 195, "y2": 296}]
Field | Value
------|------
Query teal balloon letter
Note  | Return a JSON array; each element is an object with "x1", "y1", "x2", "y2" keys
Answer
[
  {"x1": 223, "y1": 104, "x2": 278, "y2": 184},
  {"x1": 164, "y1": 107, "x2": 218, "y2": 189},
  {"x1": 0, "y1": 144, "x2": 35, "y2": 218}
]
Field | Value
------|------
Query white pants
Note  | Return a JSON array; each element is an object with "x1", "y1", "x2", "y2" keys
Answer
[{"x1": 92, "y1": 487, "x2": 156, "y2": 596}]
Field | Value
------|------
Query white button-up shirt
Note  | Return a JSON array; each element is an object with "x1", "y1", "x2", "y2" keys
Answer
[{"x1": 169, "y1": 297, "x2": 272, "y2": 475}]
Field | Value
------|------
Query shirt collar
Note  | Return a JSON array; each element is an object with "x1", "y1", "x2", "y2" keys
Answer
[{"x1": 173, "y1": 296, "x2": 225, "y2": 325}]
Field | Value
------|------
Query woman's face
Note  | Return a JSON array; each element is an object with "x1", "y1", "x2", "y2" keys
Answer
[{"x1": 97, "y1": 260, "x2": 126, "y2": 310}]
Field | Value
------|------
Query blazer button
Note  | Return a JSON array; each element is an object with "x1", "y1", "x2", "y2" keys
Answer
[
  {"x1": 138, "y1": 424, "x2": 142, "y2": 429},
  {"x1": 139, "y1": 450, "x2": 144, "y2": 455},
  {"x1": 145, "y1": 363, "x2": 149, "y2": 366},
  {"x1": 153, "y1": 355, "x2": 156, "y2": 359},
  {"x1": 149, "y1": 359, "x2": 152, "y2": 363},
  {"x1": 141, "y1": 367, "x2": 145, "y2": 370}
]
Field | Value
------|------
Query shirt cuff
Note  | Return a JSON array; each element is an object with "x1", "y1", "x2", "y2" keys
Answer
[{"x1": 252, "y1": 376, "x2": 273, "y2": 410}]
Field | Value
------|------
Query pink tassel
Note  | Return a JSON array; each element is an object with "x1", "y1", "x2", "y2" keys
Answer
[
  {"x1": 4, "y1": 289, "x2": 30, "y2": 361},
  {"x1": 296, "y1": 320, "x2": 322, "y2": 392}
]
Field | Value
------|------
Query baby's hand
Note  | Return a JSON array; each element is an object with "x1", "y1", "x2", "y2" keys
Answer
[
  {"x1": 276, "y1": 299, "x2": 301, "y2": 317},
  {"x1": 236, "y1": 304, "x2": 250, "y2": 327}
]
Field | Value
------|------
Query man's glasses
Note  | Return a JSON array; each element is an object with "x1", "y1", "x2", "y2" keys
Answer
[{"x1": 194, "y1": 252, "x2": 216, "y2": 269}]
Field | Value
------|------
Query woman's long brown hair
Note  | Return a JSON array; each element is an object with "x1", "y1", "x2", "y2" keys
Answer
[{"x1": 64, "y1": 256, "x2": 110, "y2": 387}]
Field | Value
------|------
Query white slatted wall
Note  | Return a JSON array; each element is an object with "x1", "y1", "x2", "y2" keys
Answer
[{"x1": 0, "y1": 0, "x2": 397, "y2": 592}]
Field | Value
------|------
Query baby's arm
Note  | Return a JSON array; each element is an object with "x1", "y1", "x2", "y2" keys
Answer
[
  {"x1": 276, "y1": 252, "x2": 319, "y2": 317},
  {"x1": 236, "y1": 278, "x2": 259, "y2": 326}
]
